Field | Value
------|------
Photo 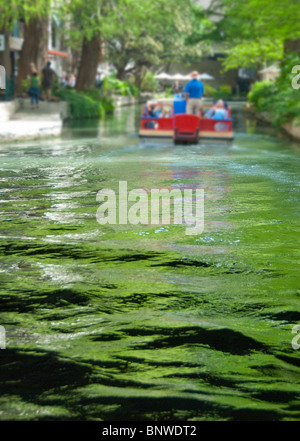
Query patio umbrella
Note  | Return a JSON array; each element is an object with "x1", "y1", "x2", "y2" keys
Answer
[
  {"x1": 199, "y1": 73, "x2": 215, "y2": 80},
  {"x1": 155, "y1": 72, "x2": 172, "y2": 80},
  {"x1": 258, "y1": 64, "x2": 280, "y2": 74},
  {"x1": 170, "y1": 73, "x2": 190, "y2": 81}
]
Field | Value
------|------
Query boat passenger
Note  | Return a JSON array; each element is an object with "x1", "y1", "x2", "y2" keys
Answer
[
  {"x1": 161, "y1": 106, "x2": 172, "y2": 118},
  {"x1": 206, "y1": 100, "x2": 228, "y2": 119},
  {"x1": 145, "y1": 101, "x2": 161, "y2": 129},
  {"x1": 148, "y1": 101, "x2": 162, "y2": 118}
]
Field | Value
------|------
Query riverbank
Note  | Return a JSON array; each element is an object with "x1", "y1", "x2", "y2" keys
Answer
[
  {"x1": 0, "y1": 95, "x2": 147, "y2": 142},
  {"x1": 243, "y1": 102, "x2": 300, "y2": 142},
  {"x1": 0, "y1": 99, "x2": 67, "y2": 142}
]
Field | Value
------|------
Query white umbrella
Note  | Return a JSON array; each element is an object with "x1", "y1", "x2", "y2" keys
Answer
[
  {"x1": 155, "y1": 72, "x2": 172, "y2": 80},
  {"x1": 259, "y1": 64, "x2": 280, "y2": 74},
  {"x1": 170, "y1": 73, "x2": 189, "y2": 81},
  {"x1": 199, "y1": 73, "x2": 215, "y2": 80}
]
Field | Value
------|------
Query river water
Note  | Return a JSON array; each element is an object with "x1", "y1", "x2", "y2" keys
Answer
[{"x1": 0, "y1": 104, "x2": 299, "y2": 421}]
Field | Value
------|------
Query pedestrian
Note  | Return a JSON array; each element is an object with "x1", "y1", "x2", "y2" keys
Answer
[
  {"x1": 27, "y1": 72, "x2": 41, "y2": 109},
  {"x1": 41, "y1": 61, "x2": 56, "y2": 101},
  {"x1": 67, "y1": 74, "x2": 76, "y2": 88},
  {"x1": 184, "y1": 71, "x2": 204, "y2": 115},
  {"x1": 61, "y1": 72, "x2": 67, "y2": 87}
]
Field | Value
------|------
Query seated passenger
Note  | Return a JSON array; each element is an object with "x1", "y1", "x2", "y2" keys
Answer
[
  {"x1": 161, "y1": 106, "x2": 172, "y2": 118},
  {"x1": 206, "y1": 100, "x2": 228, "y2": 120},
  {"x1": 148, "y1": 101, "x2": 162, "y2": 118},
  {"x1": 205, "y1": 107, "x2": 215, "y2": 118}
]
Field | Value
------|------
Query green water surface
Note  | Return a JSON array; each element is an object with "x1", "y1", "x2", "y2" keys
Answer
[{"x1": 0, "y1": 105, "x2": 299, "y2": 420}]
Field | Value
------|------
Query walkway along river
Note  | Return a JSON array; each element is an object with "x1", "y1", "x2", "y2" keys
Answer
[{"x1": 0, "y1": 103, "x2": 299, "y2": 420}]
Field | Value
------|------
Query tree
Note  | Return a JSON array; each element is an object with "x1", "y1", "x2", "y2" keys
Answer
[
  {"x1": 213, "y1": 0, "x2": 300, "y2": 70},
  {"x1": 0, "y1": 0, "x2": 52, "y2": 90},
  {"x1": 16, "y1": 16, "x2": 49, "y2": 92},
  {"x1": 61, "y1": 0, "x2": 105, "y2": 91},
  {"x1": 62, "y1": 0, "x2": 211, "y2": 90},
  {"x1": 102, "y1": 0, "x2": 213, "y2": 85}
]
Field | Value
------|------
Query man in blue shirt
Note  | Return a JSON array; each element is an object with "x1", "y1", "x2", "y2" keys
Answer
[{"x1": 184, "y1": 71, "x2": 204, "y2": 115}]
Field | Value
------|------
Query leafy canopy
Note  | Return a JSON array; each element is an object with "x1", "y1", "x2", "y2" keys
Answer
[
  {"x1": 0, "y1": 0, "x2": 52, "y2": 29},
  {"x1": 205, "y1": 0, "x2": 300, "y2": 69}
]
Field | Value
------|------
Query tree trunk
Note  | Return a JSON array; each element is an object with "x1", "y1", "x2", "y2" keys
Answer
[
  {"x1": 134, "y1": 66, "x2": 143, "y2": 89},
  {"x1": 284, "y1": 39, "x2": 300, "y2": 57},
  {"x1": 16, "y1": 17, "x2": 48, "y2": 93},
  {"x1": 75, "y1": 35, "x2": 101, "y2": 92},
  {"x1": 69, "y1": 47, "x2": 81, "y2": 76},
  {"x1": 116, "y1": 65, "x2": 126, "y2": 80}
]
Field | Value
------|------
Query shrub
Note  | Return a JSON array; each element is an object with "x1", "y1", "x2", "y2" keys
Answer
[
  {"x1": 248, "y1": 54, "x2": 300, "y2": 126},
  {"x1": 203, "y1": 84, "x2": 217, "y2": 98},
  {"x1": 84, "y1": 87, "x2": 115, "y2": 112},
  {"x1": 140, "y1": 70, "x2": 159, "y2": 92},
  {"x1": 214, "y1": 85, "x2": 233, "y2": 101},
  {"x1": 55, "y1": 88, "x2": 114, "y2": 120},
  {"x1": 203, "y1": 84, "x2": 232, "y2": 100},
  {"x1": 127, "y1": 82, "x2": 140, "y2": 98},
  {"x1": 102, "y1": 74, "x2": 139, "y2": 97},
  {"x1": 248, "y1": 81, "x2": 277, "y2": 111},
  {"x1": 21, "y1": 78, "x2": 30, "y2": 94}
]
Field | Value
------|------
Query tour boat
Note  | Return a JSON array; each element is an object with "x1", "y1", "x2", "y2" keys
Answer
[{"x1": 139, "y1": 97, "x2": 234, "y2": 143}]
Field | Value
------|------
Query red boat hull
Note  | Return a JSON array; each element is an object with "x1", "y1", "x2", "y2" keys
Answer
[{"x1": 139, "y1": 102, "x2": 234, "y2": 143}]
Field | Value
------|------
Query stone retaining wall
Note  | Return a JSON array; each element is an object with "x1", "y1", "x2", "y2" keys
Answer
[
  {"x1": 243, "y1": 103, "x2": 300, "y2": 142},
  {"x1": 0, "y1": 100, "x2": 20, "y2": 122}
]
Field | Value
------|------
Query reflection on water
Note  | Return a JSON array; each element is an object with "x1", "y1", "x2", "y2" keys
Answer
[{"x1": 0, "y1": 104, "x2": 299, "y2": 421}]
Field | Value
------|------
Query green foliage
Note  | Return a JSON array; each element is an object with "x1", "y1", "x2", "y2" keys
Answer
[
  {"x1": 154, "y1": 88, "x2": 173, "y2": 99},
  {"x1": 64, "y1": 0, "x2": 208, "y2": 83},
  {"x1": 84, "y1": 88, "x2": 115, "y2": 113},
  {"x1": 102, "y1": 75, "x2": 139, "y2": 97},
  {"x1": 204, "y1": 84, "x2": 232, "y2": 100},
  {"x1": 21, "y1": 78, "x2": 30, "y2": 94},
  {"x1": 103, "y1": 76, "x2": 127, "y2": 96},
  {"x1": 222, "y1": 0, "x2": 300, "y2": 42},
  {"x1": 0, "y1": 0, "x2": 51, "y2": 29},
  {"x1": 214, "y1": 85, "x2": 233, "y2": 100},
  {"x1": 55, "y1": 88, "x2": 114, "y2": 120},
  {"x1": 216, "y1": 0, "x2": 300, "y2": 70},
  {"x1": 51, "y1": 76, "x2": 61, "y2": 97},
  {"x1": 222, "y1": 39, "x2": 283, "y2": 71},
  {"x1": 140, "y1": 71, "x2": 159, "y2": 92},
  {"x1": 248, "y1": 55, "x2": 300, "y2": 126},
  {"x1": 203, "y1": 84, "x2": 217, "y2": 98},
  {"x1": 164, "y1": 87, "x2": 174, "y2": 98},
  {"x1": 248, "y1": 81, "x2": 277, "y2": 110},
  {"x1": 127, "y1": 83, "x2": 140, "y2": 98},
  {"x1": 185, "y1": 1, "x2": 216, "y2": 46}
]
